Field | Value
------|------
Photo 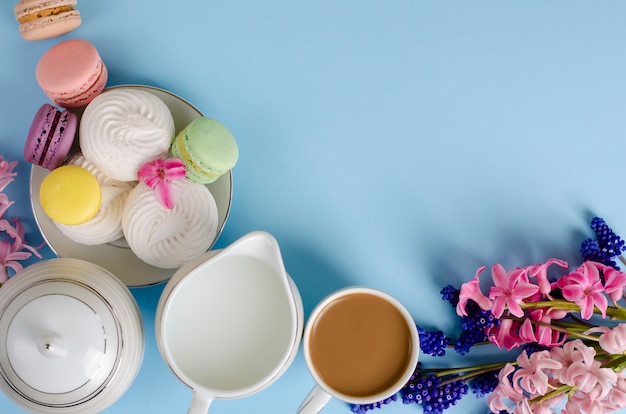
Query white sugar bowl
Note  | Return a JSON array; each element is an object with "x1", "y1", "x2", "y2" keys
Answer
[{"x1": 0, "y1": 258, "x2": 144, "y2": 413}]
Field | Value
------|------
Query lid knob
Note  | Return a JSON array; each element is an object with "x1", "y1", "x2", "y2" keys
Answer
[{"x1": 37, "y1": 334, "x2": 67, "y2": 359}]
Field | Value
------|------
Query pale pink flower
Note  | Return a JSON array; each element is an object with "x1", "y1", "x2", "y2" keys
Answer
[
  {"x1": 0, "y1": 193, "x2": 14, "y2": 218},
  {"x1": 558, "y1": 262, "x2": 608, "y2": 320},
  {"x1": 0, "y1": 240, "x2": 31, "y2": 283},
  {"x1": 0, "y1": 218, "x2": 44, "y2": 282},
  {"x1": 521, "y1": 402, "x2": 555, "y2": 414},
  {"x1": 551, "y1": 339, "x2": 617, "y2": 401},
  {"x1": 586, "y1": 325, "x2": 626, "y2": 354},
  {"x1": 512, "y1": 398, "x2": 535, "y2": 414},
  {"x1": 606, "y1": 373, "x2": 626, "y2": 410},
  {"x1": 488, "y1": 363, "x2": 523, "y2": 412},
  {"x1": 527, "y1": 258, "x2": 569, "y2": 295},
  {"x1": 137, "y1": 158, "x2": 186, "y2": 209},
  {"x1": 602, "y1": 266, "x2": 626, "y2": 303},
  {"x1": 570, "y1": 385, "x2": 616, "y2": 414},
  {"x1": 489, "y1": 264, "x2": 539, "y2": 318},
  {"x1": 512, "y1": 350, "x2": 562, "y2": 396},
  {"x1": 0, "y1": 218, "x2": 44, "y2": 259},
  {"x1": 562, "y1": 400, "x2": 584, "y2": 414},
  {"x1": 456, "y1": 265, "x2": 492, "y2": 316},
  {"x1": 0, "y1": 156, "x2": 17, "y2": 193}
]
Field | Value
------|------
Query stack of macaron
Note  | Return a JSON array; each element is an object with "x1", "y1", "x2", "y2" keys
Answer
[
  {"x1": 14, "y1": 0, "x2": 82, "y2": 41},
  {"x1": 26, "y1": 39, "x2": 239, "y2": 269}
]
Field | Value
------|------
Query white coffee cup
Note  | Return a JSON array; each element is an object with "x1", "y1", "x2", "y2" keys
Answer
[
  {"x1": 155, "y1": 231, "x2": 304, "y2": 414},
  {"x1": 298, "y1": 287, "x2": 419, "y2": 413}
]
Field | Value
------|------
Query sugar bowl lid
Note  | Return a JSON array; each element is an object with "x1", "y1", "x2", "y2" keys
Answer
[{"x1": 0, "y1": 258, "x2": 144, "y2": 413}]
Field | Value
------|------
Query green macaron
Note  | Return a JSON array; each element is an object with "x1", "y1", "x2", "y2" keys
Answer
[{"x1": 172, "y1": 117, "x2": 239, "y2": 184}]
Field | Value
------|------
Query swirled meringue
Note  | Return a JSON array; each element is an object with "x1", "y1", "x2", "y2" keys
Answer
[
  {"x1": 122, "y1": 179, "x2": 218, "y2": 269},
  {"x1": 54, "y1": 153, "x2": 134, "y2": 245},
  {"x1": 79, "y1": 88, "x2": 175, "y2": 181}
]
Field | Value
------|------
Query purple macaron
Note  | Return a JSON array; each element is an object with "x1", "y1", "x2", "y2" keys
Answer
[{"x1": 24, "y1": 104, "x2": 77, "y2": 170}]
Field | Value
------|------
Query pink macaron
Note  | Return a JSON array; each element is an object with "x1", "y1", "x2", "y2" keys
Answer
[
  {"x1": 24, "y1": 104, "x2": 77, "y2": 170},
  {"x1": 36, "y1": 39, "x2": 108, "y2": 108}
]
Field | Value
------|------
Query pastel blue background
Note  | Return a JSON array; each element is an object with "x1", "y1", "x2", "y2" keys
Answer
[{"x1": 1, "y1": 1, "x2": 626, "y2": 413}]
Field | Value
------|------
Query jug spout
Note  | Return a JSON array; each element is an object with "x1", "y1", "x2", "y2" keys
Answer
[{"x1": 224, "y1": 231, "x2": 289, "y2": 283}]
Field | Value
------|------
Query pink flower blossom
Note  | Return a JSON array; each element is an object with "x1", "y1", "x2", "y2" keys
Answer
[
  {"x1": 0, "y1": 240, "x2": 30, "y2": 283},
  {"x1": 0, "y1": 193, "x2": 14, "y2": 218},
  {"x1": 518, "y1": 309, "x2": 567, "y2": 347},
  {"x1": 606, "y1": 373, "x2": 626, "y2": 410},
  {"x1": 486, "y1": 317, "x2": 523, "y2": 350},
  {"x1": 488, "y1": 363, "x2": 523, "y2": 412},
  {"x1": 0, "y1": 156, "x2": 17, "y2": 193},
  {"x1": 456, "y1": 265, "x2": 492, "y2": 316},
  {"x1": 137, "y1": 158, "x2": 186, "y2": 209},
  {"x1": 488, "y1": 264, "x2": 539, "y2": 318},
  {"x1": 550, "y1": 339, "x2": 617, "y2": 401},
  {"x1": 0, "y1": 218, "x2": 44, "y2": 259},
  {"x1": 586, "y1": 325, "x2": 626, "y2": 355},
  {"x1": 602, "y1": 266, "x2": 626, "y2": 303},
  {"x1": 512, "y1": 350, "x2": 562, "y2": 396},
  {"x1": 558, "y1": 262, "x2": 608, "y2": 320},
  {"x1": 527, "y1": 258, "x2": 569, "y2": 295},
  {"x1": 0, "y1": 218, "x2": 44, "y2": 283}
]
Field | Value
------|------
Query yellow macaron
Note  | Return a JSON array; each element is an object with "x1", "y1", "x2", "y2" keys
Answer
[{"x1": 39, "y1": 165, "x2": 101, "y2": 225}]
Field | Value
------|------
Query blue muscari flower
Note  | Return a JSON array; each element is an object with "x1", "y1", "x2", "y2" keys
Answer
[
  {"x1": 521, "y1": 342, "x2": 550, "y2": 356},
  {"x1": 440, "y1": 285, "x2": 500, "y2": 354},
  {"x1": 580, "y1": 239, "x2": 611, "y2": 265},
  {"x1": 401, "y1": 369, "x2": 468, "y2": 414},
  {"x1": 469, "y1": 371, "x2": 499, "y2": 398},
  {"x1": 417, "y1": 326, "x2": 449, "y2": 357},
  {"x1": 454, "y1": 328, "x2": 486, "y2": 355},
  {"x1": 454, "y1": 300, "x2": 499, "y2": 355},
  {"x1": 440, "y1": 285, "x2": 459, "y2": 306},
  {"x1": 349, "y1": 395, "x2": 397, "y2": 413},
  {"x1": 581, "y1": 217, "x2": 626, "y2": 269}
]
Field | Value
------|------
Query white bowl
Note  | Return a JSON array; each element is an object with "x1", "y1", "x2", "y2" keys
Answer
[{"x1": 30, "y1": 84, "x2": 233, "y2": 287}]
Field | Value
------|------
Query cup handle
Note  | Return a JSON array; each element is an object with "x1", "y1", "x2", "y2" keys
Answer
[
  {"x1": 187, "y1": 390, "x2": 213, "y2": 414},
  {"x1": 297, "y1": 384, "x2": 332, "y2": 414}
]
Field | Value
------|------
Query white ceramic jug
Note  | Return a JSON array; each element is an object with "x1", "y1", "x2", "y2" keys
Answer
[{"x1": 155, "y1": 231, "x2": 304, "y2": 414}]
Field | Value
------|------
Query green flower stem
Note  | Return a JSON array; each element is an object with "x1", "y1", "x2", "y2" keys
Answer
[
  {"x1": 418, "y1": 361, "x2": 515, "y2": 386},
  {"x1": 520, "y1": 300, "x2": 626, "y2": 320},
  {"x1": 505, "y1": 316, "x2": 599, "y2": 342},
  {"x1": 530, "y1": 384, "x2": 573, "y2": 405},
  {"x1": 601, "y1": 354, "x2": 626, "y2": 371},
  {"x1": 438, "y1": 363, "x2": 513, "y2": 387}
]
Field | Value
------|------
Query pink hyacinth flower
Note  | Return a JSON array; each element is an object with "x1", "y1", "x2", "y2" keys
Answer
[
  {"x1": 527, "y1": 258, "x2": 569, "y2": 295},
  {"x1": 553, "y1": 339, "x2": 617, "y2": 401},
  {"x1": 602, "y1": 266, "x2": 626, "y2": 303},
  {"x1": 512, "y1": 350, "x2": 562, "y2": 396},
  {"x1": 518, "y1": 309, "x2": 567, "y2": 347},
  {"x1": 0, "y1": 240, "x2": 31, "y2": 283},
  {"x1": 0, "y1": 156, "x2": 17, "y2": 193},
  {"x1": 488, "y1": 363, "x2": 523, "y2": 412},
  {"x1": 487, "y1": 317, "x2": 524, "y2": 350},
  {"x1": 0, "y1": 193, "x2": 14, "y2": 219},
  {"x1": 488, "y1": 264, "x2": 539, "y2": 318},
  {"x1": 586, "y1": 325, "x2": 626, "y2": 355},
  {"x1": 606, "y1": 373, "x2": 626, "y2": 411},
  {"x1": 558, "y1": 262, "x2": 608, "y2": 320},
  {"x1": 456, "y1": 265, "x2": 492, "y2": 316},
  {"x1": 137, "y1": 158, "x2": 186, "y2": 209},
  {"x1": 0, "y1": 217, "x2": 45, "y2": 283}
]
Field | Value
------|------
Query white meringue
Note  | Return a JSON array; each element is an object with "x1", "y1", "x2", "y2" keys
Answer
[
  {"x1": 79, "y1": 88, "x2": 175, "y2": 181},
  {"x1": 122, "y1": 179, "x2": 218, "y2": 269}
]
